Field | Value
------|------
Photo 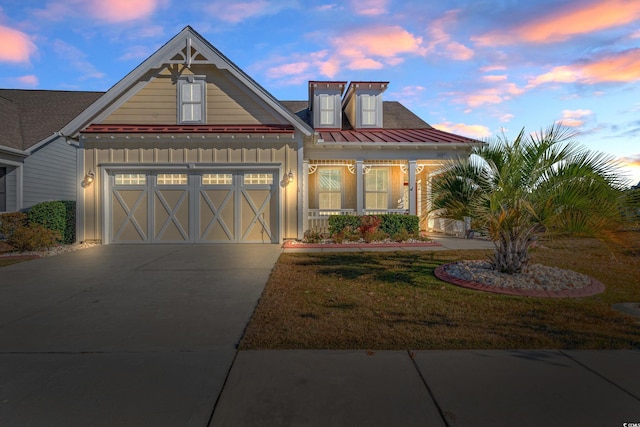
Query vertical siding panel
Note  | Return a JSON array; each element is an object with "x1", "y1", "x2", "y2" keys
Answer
[
  {"x1": 391, "y1": 166, "x2": 404, "y2": 209},
  {"x1": 344, "y1": 166, "x2": 356, "y2": 210}
]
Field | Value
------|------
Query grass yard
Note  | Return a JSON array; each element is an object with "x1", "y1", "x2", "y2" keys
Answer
[{"x1": 240, "y1": 230, "x2": 640, "y2": 350}]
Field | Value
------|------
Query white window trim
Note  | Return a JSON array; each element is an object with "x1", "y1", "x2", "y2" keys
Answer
[
  {"x1": 317, "y1": 168, "x2": 343, "y2": 210},
  {"x1": 364, "y1": 167, "x2": 389, "y2": 210},
  {"x1": 177, "y1": 76, "x2": 206, "y2": 124},
  {"x1": 358, "y1": 93, "x2": 381, "y2": 128}
]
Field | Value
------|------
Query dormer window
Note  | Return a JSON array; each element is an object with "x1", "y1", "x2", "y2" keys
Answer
[
  {"x1": 319, "y1": 94, "x2": 336, "y2": 126},
  {"x1": 361, "y1": 94, "x2": 377, "y2": 126},
  {"x1": 178, "y1": 76, "x2": 206, "y2": 124},
  {"x1": 342, "y1": 82, "x2": 387, "y2": 129},
  {"x1": 309, "y1": 81, "x2": 346, "y2": 129}
]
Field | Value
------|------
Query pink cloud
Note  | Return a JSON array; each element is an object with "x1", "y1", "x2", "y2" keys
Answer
[
  {"x1": 454, "y1": 83, "x2": 524, "y2": 108},
  {"x1": 350, "y1": 0, "x2": 388, "y2": 16},
  {"x1": 500, "y1": 114, "x2": 514, "y2": 123},
  {"x1": 482, "y1": 75, "x2": 508, "y2": 82},
  {"x1": 0, "y1": 26, "x2": 37, "y2": 63},
  {"x1": 335, "y1": 26, "x2": 424, "y2": 59},
  {"x1": 33, "y1": 0, "x2": 162, "y2": 23},
  {"x1": 266, "y1": 61, "x2": 310, "y2": 79},
  {"x1": 263, "y1": 25, "x2": 425, "y2": 82},
  {"x1": 434, "y1": 121, "x2": 491, "y2": 139},
  {"x1": 347, "y1": 58, "x2": 384, "y2": 70},
  {"x1": 88, "y1": 0, "x2": 160, "y2": 22},
  {"x1": 425, "y1": 10, "x2": 474, "y2": 61},
  {"x1": 529, "y1": 49, "x2": 640, "y2": 87},
  {"x1": 557, "y1": 109, "x2": 593, "y2": 127},
  {"x1": 474, "y1": 0, "x2": 640, "y2": 45}
]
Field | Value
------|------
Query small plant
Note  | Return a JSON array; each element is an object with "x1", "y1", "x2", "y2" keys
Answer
[
  {"x1": 332, "y1": 226, "x2": 360, "y2": 243},
  {"x1": 8, "y1": 224, "x2": 61, "y2": 251},
  {"x1": 303, "y1": 229, "x2": 322, "y2": 243},
  {"x1": 0, "y1": 212, "x2": 28, "y2": 239},
  {"x1": 392, "y1": 229, "x2": 412, "y2": 242}
]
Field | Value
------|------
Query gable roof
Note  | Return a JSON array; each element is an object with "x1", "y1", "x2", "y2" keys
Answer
[
  {"x1": 61, "y1": 26, "x2": 313, "y2": 138},
  {"x1": 0, "y1": 89, "x2": 102, "y2": 151}
]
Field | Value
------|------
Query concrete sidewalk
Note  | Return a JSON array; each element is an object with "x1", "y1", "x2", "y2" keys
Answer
[{"x1": 211, "y1": 349, "x2": 640, "y2": 427}]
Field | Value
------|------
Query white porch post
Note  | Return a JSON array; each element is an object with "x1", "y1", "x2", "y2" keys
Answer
[
  {"x1": 356, "y1": 160, "x2": 364, "y2": 215},
  {"x1": 408, "y1": 160, "x2": 417, "y2": 215},
  {"x1": 301, "y1": 160, "x2": 309, "y2": 237}
]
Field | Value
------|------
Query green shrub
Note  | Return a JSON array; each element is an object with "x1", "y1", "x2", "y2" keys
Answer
[
  {"x1": 379, "y1": 214, "x2": 420, "y2": 236},
  {"x1": 61, "y1": 201, "x2": 76, "y2": 244},
  {"x1": 0, "y1": 212, "x2": 28, "y2": 239},
  {"x1": 328, "y1": 215, "x2": 360, "y2": 235},
  {"x1": 8, "y1": 224, "x2": 61, "y2": 251},
  {"x1": 27, "y1": 201, "x2": 76, "y2": 244}
]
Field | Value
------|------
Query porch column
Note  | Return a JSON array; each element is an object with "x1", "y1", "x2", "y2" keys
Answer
[
  {"x1": 408, "y1": 160, "x2": 417, "y2": 215},
  {"x1": 356, "y1": 160, "x2": 364, "y2": 215},
  {"x1": 301, "y1": 160, "x2": 309, "y2": 237}
]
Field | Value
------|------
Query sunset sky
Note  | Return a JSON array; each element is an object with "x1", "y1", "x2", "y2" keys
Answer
[{"x1": 1, "y1": 0, "x2": 639, "y2": 185}]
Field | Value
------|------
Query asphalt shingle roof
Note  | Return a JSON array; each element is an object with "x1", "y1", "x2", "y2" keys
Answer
[{"x1": 0, "y1": 89, "x2": 103, "y2": 151}]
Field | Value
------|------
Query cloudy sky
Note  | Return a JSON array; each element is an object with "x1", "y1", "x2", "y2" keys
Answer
[{"x1": 1, "y1": 0, "x2": 640, "y2": 185}]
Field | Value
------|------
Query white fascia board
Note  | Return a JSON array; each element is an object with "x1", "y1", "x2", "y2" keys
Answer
[
  {"x1": 0, "y1": 145, "x2": 29, "y2": 158},
  {"x1": 60, "y1": 26, "x2": 313, "y2": 138}
]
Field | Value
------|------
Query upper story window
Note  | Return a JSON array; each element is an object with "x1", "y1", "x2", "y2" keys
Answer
[
  {"x1": 360, "y1": 94, "x2": 377, "y2": 126},
  {"x1": 319, "y1": 94, "x2": 336, "y2": 126},
  {"x1": 178, "y1": 76, "x2": 206, "y2": 124}
]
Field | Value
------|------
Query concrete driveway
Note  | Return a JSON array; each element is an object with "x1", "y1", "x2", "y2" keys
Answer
[{"x1": 0, "y1": 244, "x2": 282, "y2": 427}]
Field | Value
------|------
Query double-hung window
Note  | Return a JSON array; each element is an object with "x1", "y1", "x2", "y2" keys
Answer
[
  {"x1": 178, "y1": 76, "x2": 206, "y2": 124},
  {"x1": 319, "y1": 94, "x2": 335, "y2": 127},
  {"x1": 361, "y1": 94, "x2": 377, "y2": 126},
  {"x1": 365, "y1": 167, "x2": 389, "y2": 210},
  {"x1": 318, "y1": 168, "x2": 342, "y2": 211}
]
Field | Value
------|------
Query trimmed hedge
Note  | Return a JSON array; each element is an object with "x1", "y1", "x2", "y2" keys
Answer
[
  {"x1": 379, "y1": 214, "x2": 420, "y2": 236},
  {"x1": 27, "y1": 200, "x2": 76, "y2": 244},
  {"x1": 328, "y1": 213, "x2": 420, "y2": 237},
  {"x1": 328, "y1": 215, "x2": 361, "y2": 235}
]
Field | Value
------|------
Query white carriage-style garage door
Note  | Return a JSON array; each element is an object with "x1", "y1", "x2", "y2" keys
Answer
[{"x1": 108, "y1": 170, "x2": 278, "y2": 244}]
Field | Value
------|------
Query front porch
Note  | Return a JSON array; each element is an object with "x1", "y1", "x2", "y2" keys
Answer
[{"x1": 303, "y1": 160, "x2": 442, "y2": 234}]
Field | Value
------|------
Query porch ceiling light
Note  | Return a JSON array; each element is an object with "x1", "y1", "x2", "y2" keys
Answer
[{"x1": 82, "y1": 170, "x2": 95, "y2": 188}]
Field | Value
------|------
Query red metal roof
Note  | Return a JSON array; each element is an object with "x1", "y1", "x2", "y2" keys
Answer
[
  {"x1": 82, "y1": 124, "x2": 295, "y2": 134},
  {"x1": 318, "y1": 128, "x2": 481, "y2": 144}
]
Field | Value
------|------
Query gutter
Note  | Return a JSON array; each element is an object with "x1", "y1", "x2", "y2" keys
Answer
[{"x1": 0, "y1": 145, "x2": 29, "y2": 157}]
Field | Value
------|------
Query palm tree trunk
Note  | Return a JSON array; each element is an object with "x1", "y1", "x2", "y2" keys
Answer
[{"x1": 491, "y1": 228, "x2": 532, "y2": 274}]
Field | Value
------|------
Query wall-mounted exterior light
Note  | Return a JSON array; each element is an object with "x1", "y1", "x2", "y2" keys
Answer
[
  {"x1": 81, "y1": 170, "x2": 95, "y2": 188},
  {"x1": 287, "y1": 170, "x2": 294, "y2": 184}
]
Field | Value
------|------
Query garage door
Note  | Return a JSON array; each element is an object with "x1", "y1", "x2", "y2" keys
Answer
[{"x1": 109, "y1": 171, "x2": 278, "y2": 244}]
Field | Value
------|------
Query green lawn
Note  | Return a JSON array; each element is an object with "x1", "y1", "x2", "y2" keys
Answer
[{"x1": 240, "y1": 230, "x2": 640, "y2": 350}]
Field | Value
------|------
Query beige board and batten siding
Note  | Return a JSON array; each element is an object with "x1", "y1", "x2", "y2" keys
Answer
[
  {"x1": 81, "y1": 140, "x2": 299, "y2": 243},
  {"x1": 101, "y1": 66, "x2": 288, "y2": 126}
]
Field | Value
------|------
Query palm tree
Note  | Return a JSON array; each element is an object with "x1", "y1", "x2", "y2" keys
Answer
[{"x1": 431, "y1": 124, "x2": 625, "y2": 274}]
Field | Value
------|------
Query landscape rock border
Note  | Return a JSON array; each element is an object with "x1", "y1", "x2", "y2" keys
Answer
[{"x1": 434, "y1": 262, "x2": 606, "y2": 298}]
